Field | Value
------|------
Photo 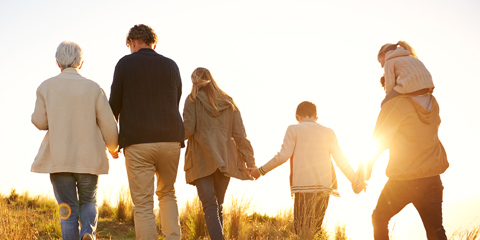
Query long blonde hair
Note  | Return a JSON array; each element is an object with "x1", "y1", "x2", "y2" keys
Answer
[
  {"x1": 189, "y1": 67, "x2": 237, "y2": 110},
  {"x1": 378, "y1": 40, "x2": 418, "y2": 60}
]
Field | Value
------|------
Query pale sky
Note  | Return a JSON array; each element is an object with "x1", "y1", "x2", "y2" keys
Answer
[{"x1": 1, "y1": 0, "x2": 479, "y2": 239}]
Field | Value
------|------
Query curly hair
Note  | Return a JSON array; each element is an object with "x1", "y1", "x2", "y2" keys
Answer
[{"x1": 126, "y1": 24, "x2": 158, "y2": 47}]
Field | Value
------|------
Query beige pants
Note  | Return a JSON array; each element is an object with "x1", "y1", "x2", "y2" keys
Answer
[{"x1": 125, "y1": 142, "x2": 181, "y2": 240}]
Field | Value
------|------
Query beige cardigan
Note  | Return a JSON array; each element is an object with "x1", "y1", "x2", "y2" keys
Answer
[
  {"x1": 31, "y1": 68, "x2": 118, "y2": 175},
  {"x1": 384, "y1": 47, "x2": 434, "y2": 95},
  {"x1": 261, "y1": 121, "x2": 359, "y2": 194}
]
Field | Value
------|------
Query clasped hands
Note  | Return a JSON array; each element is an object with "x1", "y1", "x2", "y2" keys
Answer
[
  {"x1": 108, "y1": 147, "x2": 121, "y2": 159},
  {"x1": 245, "y1": 165, "x2": 261, "y2": 180},
  {"x1": 245, "y1": 164, "x2": 369, "y2": 195}
]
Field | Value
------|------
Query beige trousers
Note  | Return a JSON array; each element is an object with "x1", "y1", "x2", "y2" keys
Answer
[{"x1": 125, "y1": 142, "x2": 181, "y2": 240}]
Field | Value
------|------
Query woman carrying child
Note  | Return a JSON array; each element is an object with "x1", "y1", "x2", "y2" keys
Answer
[
  {"x1": 183, "y1": 67, "x2": 256, "y2": 240},
  {"x1": 359, "y1": 41, "x2": 449, "y2": 240}
]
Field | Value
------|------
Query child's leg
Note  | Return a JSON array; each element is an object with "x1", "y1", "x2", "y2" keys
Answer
[
  {"x1": 313, "y1": 192, "x2": 330, "y2": 232},
  {"x1": 293, "y1": 193, "x2": 306, "y2": 235}
]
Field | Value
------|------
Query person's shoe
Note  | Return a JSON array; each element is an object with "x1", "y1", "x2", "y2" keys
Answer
[{"x1": 81, "y1": 233, "x2": 93, "y2": 240}]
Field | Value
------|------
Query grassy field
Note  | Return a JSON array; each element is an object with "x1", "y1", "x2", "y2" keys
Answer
[{"x1": 0, "y1": 189, "x2": 478, "y2": 240}]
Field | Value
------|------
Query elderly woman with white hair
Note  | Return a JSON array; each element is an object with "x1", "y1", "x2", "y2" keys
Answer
[{"x1": 31, "y1": 41, "x2": 119, "y2": 240}]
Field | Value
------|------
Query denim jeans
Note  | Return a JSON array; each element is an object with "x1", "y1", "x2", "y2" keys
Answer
[
  {"x1": 195, "y1": 169, "x2": 231, "y2": 240},
  {"x1": 294, "y1": 192, "x2": 330, "y2": 236},
  {"x1": 372, "y1": 175, "x2": 447, "y2": 240},
  {"x1": 50, "y1": 173, "x2": 99, "y2": 240}
]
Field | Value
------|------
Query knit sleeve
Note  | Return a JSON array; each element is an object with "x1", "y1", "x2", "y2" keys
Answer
[
  {"x1": 173, "y1": 63, "x2": 182, "y2": 108},
  {"x1": 96, "y1": 88, "x2": 119, "y2": 152},
  {"x1": 183, "y1": 98, "x2": 195, "y2": 140},
  {"x1": 31, "y1": 84, "x2": 48, "y2": 130},
  {"x1": 330, "y1": 130, "x2": 358, "y2": 184},
  {"x1": 261, "y1": 125, "x2": 296, "y2": 174},
  {"x1": 109, "y1": 60, "x2": 124, "y2": 121},
  {"x1": 384, "y1": 60, "x2": 397, "y2": 94},
  {"x1": 232, "y1": 108, "x2": 255, "y2": 167}
]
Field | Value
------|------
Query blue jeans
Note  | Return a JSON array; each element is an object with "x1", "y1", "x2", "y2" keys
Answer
[
  {"x1": 50, "y1": 173, "x2": 99, "y2": 240},
  {"x1": 195, "y1": 169, "x2": 230, "y2": 240},
  {"x1": 372, "y1": 175, "x2": 446, "y2": 240}
]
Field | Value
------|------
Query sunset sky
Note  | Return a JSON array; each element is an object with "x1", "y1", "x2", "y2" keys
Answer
[{"x1": 1, "y1": 0, "x2": 479, "y2": 239}]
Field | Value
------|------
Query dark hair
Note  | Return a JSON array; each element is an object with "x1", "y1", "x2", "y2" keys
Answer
[
  {"x1": 296, "y1": 101, "x2": 317, "y2": 118},
  {"x1": 126, "y1": 24, "x2": 158, "y2": 46}
]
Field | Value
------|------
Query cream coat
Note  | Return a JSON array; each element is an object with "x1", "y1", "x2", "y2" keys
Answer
[
  {"x1": 31, "y1": 68, "x2": 118, "y2": 174},
  {"x1": 183, "y1": 91, "x2": 255, "y2": 184}
]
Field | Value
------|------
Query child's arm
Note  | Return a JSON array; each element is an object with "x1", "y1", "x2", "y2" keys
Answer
[
  {"x1": 330, "y1": 131, "x2": 357, "y2": 183},
  {"x1": 258, "y1": 125, "x2": 296, "y2": 176},
  {"x1": 329, "y1": 130, "x2": 367, "y2": 194}
]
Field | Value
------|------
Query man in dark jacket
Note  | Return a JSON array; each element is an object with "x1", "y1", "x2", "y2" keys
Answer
[{"x1": 109, "y1": 24, "x2": 184, "y2": 240}]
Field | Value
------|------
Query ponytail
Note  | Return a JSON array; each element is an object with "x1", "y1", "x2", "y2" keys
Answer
[
  {"x1": 397, "y1": 40, "x2": 417, "y2": 58},
  {"x1": 378, "y1": 40, "x2": 418, "y2": 59}
]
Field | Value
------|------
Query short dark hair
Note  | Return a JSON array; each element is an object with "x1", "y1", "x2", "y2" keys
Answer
[
  {"x1": 296, "y1": 101, "x2": 317, "y2": 118},
  {"x1": 126, "y1": 24, "x2": 158, "y2": 47}
]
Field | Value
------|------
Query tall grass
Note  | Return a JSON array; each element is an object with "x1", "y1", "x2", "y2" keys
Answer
[
  {"x1": 449, "y1": 226, "x2": 480, "y2": 240},
  {"x1": 2, "y1": 189, "x2": 480, "y2": 240},
  {"x1": 179, "y1": 195, "x2": 208, "y2": 240},
  {"x1": 0, "y1": 189, "x2": 61, "y2": 239},
  {"x1": 98, "y1": 186, "x2": 134, "y2": 224}
]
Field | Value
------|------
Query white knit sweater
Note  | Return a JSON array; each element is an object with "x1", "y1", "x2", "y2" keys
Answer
[
  {"x1": 260, "y1": 121, "x2": 359, "y2": 195},
  {"x1": 384, "y1": 47, "x2": 434, "y2": 94},
  {"x1": 31, "y1": 68, "x2": 118, "y2": 175}
]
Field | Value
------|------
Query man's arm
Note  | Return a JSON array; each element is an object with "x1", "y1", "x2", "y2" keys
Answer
[{"x1": 109, "y1": 61, "x2": 124, "y2": 121}]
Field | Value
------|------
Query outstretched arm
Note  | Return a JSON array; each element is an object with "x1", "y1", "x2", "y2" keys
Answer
[{"x1": 259, "y1": 125, "x2": 296, "y2": 175}]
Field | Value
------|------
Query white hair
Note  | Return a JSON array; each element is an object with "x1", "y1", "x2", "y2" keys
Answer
[{"x1": 55, "y1": 41, "x2": 83, "y2": 68}]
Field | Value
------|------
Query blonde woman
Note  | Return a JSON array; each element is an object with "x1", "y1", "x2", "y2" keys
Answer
[
  {"x1": 183, "y1": 67, "x2": 255, "y2": 240},
  {"x1": 377, "y1": 41, "x2": 435, "y2": 106}
]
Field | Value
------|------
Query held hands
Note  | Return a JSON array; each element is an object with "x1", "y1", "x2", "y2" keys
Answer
[
  {"x1": 352, "y1": 179, "x2": 367, "y2": 194},
  {"x1": 247, "y1": 166, "x2": 261, "y2": 180},
  {"x1": 109, "y1": 148, "x2": 121, "y2": 159}
]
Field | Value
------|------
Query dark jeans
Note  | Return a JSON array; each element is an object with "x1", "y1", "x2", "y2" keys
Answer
[
  {"x1": 372, "y1": 175, "x2": 446, "y2": 240},
  {"x1": 294, "y1": 192, "x2": 330, "y2": 236},
  {"x1": 195, "y1": 169, "x2": 230, "y2": 240}
]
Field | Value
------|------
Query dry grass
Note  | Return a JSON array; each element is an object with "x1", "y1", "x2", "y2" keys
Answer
[
  {"x1": 2, "y1": 189, "x2": 480, "y2": 240},
  {"x1": 179, "y1": 195, "x2": 208, "y2": 240},
  {"x1": 114, "y1": 186, "x2": 135, "y2": 224},
  {"x1": 449, "y1": 226, "x2": 480, "y2": 240},
  {"x1": 0, "y1": 189, "x2": 61, "y2": 239}
]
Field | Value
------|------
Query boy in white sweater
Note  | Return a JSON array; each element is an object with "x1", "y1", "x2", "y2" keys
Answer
[{"x1": 248, "y1": 101, "x2": 366, "y2": 236}]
